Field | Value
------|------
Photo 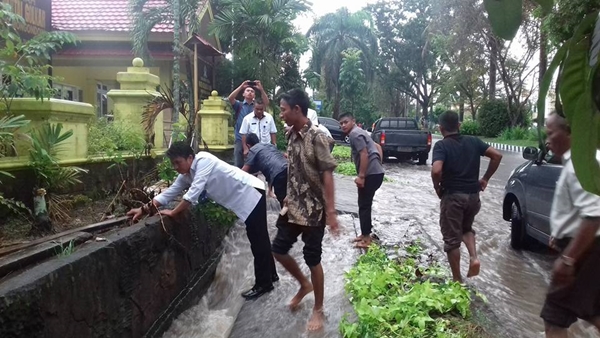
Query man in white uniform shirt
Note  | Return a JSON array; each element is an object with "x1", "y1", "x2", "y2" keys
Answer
[
  {"x1": 540, "y1": 113, "x2": 600, "y2": 337},
  {"x1": 240, "y1": 101, "x2": 277, "y2": 157},
  {"x1": 284, "y1": 108, "x2": 334, "y2": 151},
  {"x1": 127, "y1": 141, "x2": 278, "y2": 300}
]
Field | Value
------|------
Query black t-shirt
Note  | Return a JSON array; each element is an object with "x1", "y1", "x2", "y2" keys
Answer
[{"x1": 432, "y1": 134, "x2": 490, "y2": 194}]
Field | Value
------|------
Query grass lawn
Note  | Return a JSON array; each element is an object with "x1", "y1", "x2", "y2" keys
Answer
[{"x1": 479, "y1": 137, "x2": 538, "y2": 148}]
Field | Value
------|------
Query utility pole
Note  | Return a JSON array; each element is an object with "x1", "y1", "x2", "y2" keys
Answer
[{"x1": 171, "y1": 0, "x2": 181, "y2": 144}]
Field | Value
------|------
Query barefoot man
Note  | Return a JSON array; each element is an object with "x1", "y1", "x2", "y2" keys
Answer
[
  {"x1": 271, "y1": 88, "x2": 338, "y2": 331},
  {"x1": 431, "y1": 111, "x2": 502, "y2": 282}
]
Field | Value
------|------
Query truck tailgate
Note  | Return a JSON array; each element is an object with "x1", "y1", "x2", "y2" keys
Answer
[{"x1": 384, "y1": 130, "x2": 429, "y2": 148}]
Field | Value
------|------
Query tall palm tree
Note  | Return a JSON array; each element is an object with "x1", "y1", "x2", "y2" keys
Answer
[
  {"x1": 210, "y1": 0, "x2": 309, "y2": 95},
  {"x1": 306, "y1": 8, "x2": 378, "y2": 118},
  {"x1": 130, "y1": 0, "x2": 205, "y2": 136}
]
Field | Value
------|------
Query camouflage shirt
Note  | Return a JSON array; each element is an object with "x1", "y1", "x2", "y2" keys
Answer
[{"x1": 286, "y1": 120, "x2": 337, "y2": 226}]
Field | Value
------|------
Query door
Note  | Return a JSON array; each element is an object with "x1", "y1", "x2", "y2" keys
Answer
[{"x1": 524, "y1": 159, "x2": 563, "y2": 235}]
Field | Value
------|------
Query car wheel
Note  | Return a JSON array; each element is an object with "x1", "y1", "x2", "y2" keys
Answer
[
  {"x1": 344, "y1": 135, "x2": 350, "y2": 143},
  {"x1": 510, "y1": 202, "x2": 530, "y2": 250},
  {"x1": 418, "y1": 152, "x2": 428, "y2": 165}
]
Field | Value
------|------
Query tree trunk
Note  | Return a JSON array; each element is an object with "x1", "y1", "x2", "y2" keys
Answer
[
  {"x1": 33, "y1": 188, "x2": 51, "y2": 231},
  {"x1": 459, "y1": 97, "x2": 465, "y2": 122},
  {"x1": 539, "y1": 20, "x2": 548, "y2": 86},
  {"x1": 489, "y1": 35, "x2": 498, "y2": 99},
  {"x1": 171, "y1": 0, "x2": 181, "y2": 138}
]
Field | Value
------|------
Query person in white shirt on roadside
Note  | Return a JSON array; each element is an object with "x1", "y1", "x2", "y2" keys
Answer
[
  {"x1": 284, "y1": 108, "x2": 334, "y2": 151},
  {"x1": 126, "y1": 141, "x2": 278, "y2": 300},
  {"x1": 240, "y1": 101, "x2": 277, "y2": 157}
]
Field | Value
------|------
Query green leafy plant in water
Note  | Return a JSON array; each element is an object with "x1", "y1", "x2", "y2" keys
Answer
[
  {"x1": 332, "y1": 145, "x2": 352, "y2": 161},
  {"x1": 157, "y1": 156, "x2": 178, "y2": 183},
  {"x1": 55, "y1": 239, "x2": 75, "y2": 257},
  {"x1": 194, "y1": 199, "x2": 237, "y2": 228},
  {"x1": 336, "y1": 162, "x2": 357, "y2": 176},
  {"x1": 341, "y1": 244, "x2": 478, "y2": 338}
]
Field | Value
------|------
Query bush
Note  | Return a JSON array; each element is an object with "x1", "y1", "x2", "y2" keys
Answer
[
  {"x1": 477, "y1": 99, "x2": 512, "y2": 137},
  {"x1": 88, "y1": 118, "x2": 146, "y2": 156},
  {"x1": 460, "y1": 120, "x2": 480, "y2": 136},
  {"x1": 499, "y1": 126, "x2": 529, "y2": 141},
  {"x1": 332, "y1": 145, "x2": 351, "y2": 161}
]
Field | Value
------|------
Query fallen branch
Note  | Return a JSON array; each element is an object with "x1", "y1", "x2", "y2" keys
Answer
[{"x1": 99, "y1": 180, "x2": 126, "y2": 222}]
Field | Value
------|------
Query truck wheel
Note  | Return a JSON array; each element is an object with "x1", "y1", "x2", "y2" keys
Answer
[
  {"x1": 510, "y1": 202, "x2": 530, "y2": 250},
  {"x1": 418, "y1": 152, "x2": 428, "y2": 165},
  {"x1": 344, "y1": 135, "x2": 350, "y2": 143}
]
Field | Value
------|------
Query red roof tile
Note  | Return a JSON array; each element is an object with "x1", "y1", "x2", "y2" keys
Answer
[{"x1": 52, "y1": 0, "x2": 178, "y2": 32}]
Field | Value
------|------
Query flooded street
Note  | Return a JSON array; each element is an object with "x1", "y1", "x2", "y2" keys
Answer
[{"x1": 163, "y1": 142, "x2": 599, "y2": 338}]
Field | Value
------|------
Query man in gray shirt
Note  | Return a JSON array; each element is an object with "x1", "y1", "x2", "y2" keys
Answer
[
  {"x1": 243, "y1": 133, "x2": 288, "y2": 207},
  {"x1": 339, "y1": 113, "x2": 385, "y2": 248}
]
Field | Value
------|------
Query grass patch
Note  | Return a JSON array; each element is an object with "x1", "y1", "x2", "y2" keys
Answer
[
  {"x1": 332, "y1": 145, "x2": 351, "y2": 161},
  {"x1": 340, "y1": 243, "x2": 489, "y2": 338},
  {"x1": 56, "y1": 240, "x2": 76, "y2": 257}
]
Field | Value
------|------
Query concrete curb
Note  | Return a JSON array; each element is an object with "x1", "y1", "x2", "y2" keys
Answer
[{"x1": 432, "y1": 134, "x2": 525, "y2": 154}]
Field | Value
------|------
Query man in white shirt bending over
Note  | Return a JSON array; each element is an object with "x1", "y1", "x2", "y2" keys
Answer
[
  {"x1": 240, "y1": 101, "x2": 277, "y2": 158},
  {"x1": 126, "y1": 141, "x2": 278, "y2": 300}
]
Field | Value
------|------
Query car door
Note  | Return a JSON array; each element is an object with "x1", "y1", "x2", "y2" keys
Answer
[
  {"x1": 319, "y1": 118, "x2": 343, "y2": 140},
  {"x1": 523, "y1": 156, "x2": 563, "y2": 235}
]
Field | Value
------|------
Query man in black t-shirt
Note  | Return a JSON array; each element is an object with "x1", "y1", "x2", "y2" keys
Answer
[{"x1": 431, "y1": 111, "x2": 502, "y2": 282}]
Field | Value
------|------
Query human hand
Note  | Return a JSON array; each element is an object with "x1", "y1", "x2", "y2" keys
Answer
[
  {"x1": 159, "y1": 209, "x2": 176, "y2": 218},
  {"x1": 127, "y1": 207, "x2": 143, "y2": 223},
  {"x1": 283, "y1": 196, "x2": 288, "y2": 206},
  {"x1": 551, "y1": 257, "x2": 575, "y2": 287},
  {"x1": 479, "y1": 178, "x2": 488, "y2": 192},
  {"x1": 254, "y1": 80, "x2": 263, "y2": 89},
  {"x1": 243, "y1": 148, "x2": 249, "y2": 157},
  {"x1": 355, "y1": 176, "x2": 365, "y2": 188},
  {"x1": 242, "y1": 80, "x2": 251, "y2": 88},
  {"x1": 435, "y1": 187, "x2": 443, "y2": 199},
  {"x1": 327, "y1": 209, "x2": 339, "y2": 236}
]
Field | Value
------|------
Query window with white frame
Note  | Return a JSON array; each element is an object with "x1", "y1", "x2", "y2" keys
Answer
[
  {"x1": 53, "y1": 83, "x2": 80, "y2": 102},
  {"x1": 96, "y1": 82, "x2": 109, "y2": 117}
]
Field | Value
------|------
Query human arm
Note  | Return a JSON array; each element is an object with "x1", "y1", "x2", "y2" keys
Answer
[
  {"x1": 255, "y1": 80, "x2": 269, "y2": 107},
  {"x1": 270, "y1": 115, "x2": 277, "y2": 145},
  {"x1": 431, "y1": 142, "x2": 444, "y2": 198},
  {"x1": 242, "y1": 134, "x2": 249, "y2": 156},
  {"x1": 161, "y1": 157, "x2": 214, "y2": 218},
  {"x1": 240, "y1": 117, "x2": 250, "y2": 155},
  {"x1": 552, "y1": 175, "x2": 600, "y2": 285},
  {"x1": 322, "y1": 170, "x2": 339, "y2": 232},
  {"x1": 374, "y1": 142, "x2": 383, "y2": 164},
  {"x1": 228, "y1": 81, "x2": 249, "y2": 105},
  {"x1": 480, "y1": 146, "x2": 503, "y2": 191},
  {"x1": 355, "y1": 148, "x2": 369, "y2": 188},
  {"x1": 127, "y1": 175, "x2": 187, "y2": 222}
]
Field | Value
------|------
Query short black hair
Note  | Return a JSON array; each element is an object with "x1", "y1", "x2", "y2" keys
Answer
[
  {"x1": 166, "y1": 141, "x2": 194, "y2": 159},
  {"x1": 279, "y1": 88, "x2": 310, "y2": 116},
  {"x1": 339, "y1": 112, "x2": 354, "y2": 120},
  {"x1": 439, "y1": 110, "x2": 460, "y2": 133},
  {"x1": 246, "y1": 133, "x2": 260, "y2": 147}
]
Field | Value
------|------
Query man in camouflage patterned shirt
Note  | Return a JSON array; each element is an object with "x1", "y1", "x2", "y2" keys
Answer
[{"x1": 271, "y1": 88, "x2": 339, "y2": 332}]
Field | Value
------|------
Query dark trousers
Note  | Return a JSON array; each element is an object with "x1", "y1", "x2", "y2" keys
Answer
[
  {"x1": 244, "y1": 189, "x2": 277, "y2": 287},
  {"x1": 272, "y1": 171, "x2": 288, "y2": 208},
  {"x1": 358, "y1": 173, "x2": 384, "y2": 236}
]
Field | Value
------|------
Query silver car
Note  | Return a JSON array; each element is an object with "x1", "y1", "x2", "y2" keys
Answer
[{"x1": 502, "y1": 147, "x2": 563, "y2": 250}]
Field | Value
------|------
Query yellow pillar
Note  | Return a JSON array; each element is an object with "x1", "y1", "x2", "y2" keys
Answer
[
  {"x1": 198, "y1": 91, "x2": 233, "y2": 151},
  {"x1": 107, "y1": 58, "x2": 164, "y2": 149}
]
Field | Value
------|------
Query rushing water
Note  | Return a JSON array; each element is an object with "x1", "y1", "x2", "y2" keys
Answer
[
  {"x1": 163, "y1": 198, "x2": 359, "y2": 338},
  {"x1": 164, "y1": 152, "x2": 600, "y2": 338}
]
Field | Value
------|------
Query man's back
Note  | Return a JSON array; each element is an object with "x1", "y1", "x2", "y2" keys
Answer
[
  {"x1": 432, "y1": 134, "x2": 489, "y2": 194},
  {"x1": 246, "y1": 143, "x2": 287, "y2": 184}
]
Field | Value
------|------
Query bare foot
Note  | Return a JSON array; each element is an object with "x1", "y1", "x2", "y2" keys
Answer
[
  {"x1": 467, "y1": 258, "x2": 480, "y2": 278},
  {"x1": 352, "y1": 235, "x2": 364, "y2": 243},
  {"x1": 354, "y1": 238, "x2": 371, "y2": 249},
  {"x1": 307, "y1": 308, "x2": 325, "y2": 331},
  {"x1": 289, "y1": 282, "x2": 313, "y2": 311}
]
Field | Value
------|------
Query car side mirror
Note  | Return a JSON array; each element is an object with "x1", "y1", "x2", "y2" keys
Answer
[{"x1": 523, "y1": 146, "x2": 539, "y2": 161}]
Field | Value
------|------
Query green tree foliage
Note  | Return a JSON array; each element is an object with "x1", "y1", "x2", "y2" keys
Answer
[
  {"x1": 460, "y1": 120, "x2": 481, "y2": 136},
  {"x1": 210, "y1": 0, "x2": 309, "y2": 94},
  {"x1": 485, "y1": 1, "x2": 600, "y2": 195},
  {"x1": 339, "y1": 49, "x2": 366, "y2": 115},
  {"x1": 368, "y1": 0, "x2": 446, "y2": 121},
  {"x1": 277, "y1": 53, "x2": 305, "y2": 95},
  {"x1": 544, "y1": 0, "x2": 600, "y2": 46},
  {"x1": 477, "y1": 99, "x2": 514, "y2": 137},
  {"x1": 306, "y1": 8, "x2": 378, "y2": 118}
]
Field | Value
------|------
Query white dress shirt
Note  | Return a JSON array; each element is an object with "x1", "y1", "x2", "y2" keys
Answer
[
  {"x1": 284, "y1": 108, "x2": 333, "y2": 139},
  {"x1": 551, "y1": 150, "x2": 600, "y2": 239},
  {"x1": 154, "y1": 152, "x2": 266, "y2": 221},
  {"x1": 240, "y1": 112, "x2": 277, "y2": 144}
]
